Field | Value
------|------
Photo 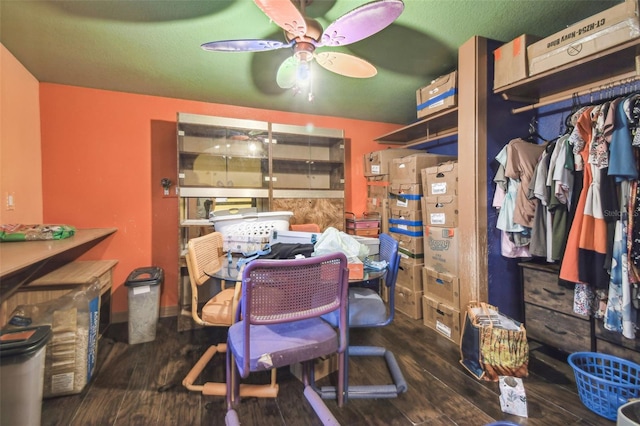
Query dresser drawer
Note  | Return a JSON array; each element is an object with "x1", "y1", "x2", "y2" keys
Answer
[
  {"x1": 595, "y1": 322, "x2": 640, "y2": 364},
  {"x1": 522, "y1": 267, "x2": 585, "y2": 319},
  {"x1": 525, "y1": 303, "x2": 591, "y2": 353},
  {"x1": 597, "y1": 339, "x2": 640, "y2": 364}
]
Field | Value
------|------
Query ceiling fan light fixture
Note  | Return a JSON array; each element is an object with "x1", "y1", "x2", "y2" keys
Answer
[
  {"x1": 203, "y1": 0, "x2": 404, "y2": 100},
  {"x1": 293, "y1": 42, "x2": 315, "y2": 84}
]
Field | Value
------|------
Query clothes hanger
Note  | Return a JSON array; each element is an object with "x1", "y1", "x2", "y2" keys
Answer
[{"x1": 524, "y1": 117, "x2": 547, "y2": 143}]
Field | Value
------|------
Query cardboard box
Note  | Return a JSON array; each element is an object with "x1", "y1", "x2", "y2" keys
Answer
[
  {"x1": 388, "y1": 208, "x2": 423, "y2": 237},
  {"x1": 290, "y1": 353, "x2": 338, "y2": 382},
  {"x1": 390, "y1": 153, "x2": 456, "y2": 184},
  {"x1": 364, "y1": 148, "x2": 417, "y2": 177},
  {"x1": 422, "y1": 296, "x2": 461, "y2": 344},
  {"x1": 389, "y1": 183, "x2": 422, "y2": 210},
  {"x1": 394, "y1": 284, "x2": 423, "y2": 320},
  {"x1": 493, "y1": 34, "x2": 541, "y2": 89},
  {"x1": 528, "y1": 0, "x2": 640, "y2": 75},
  {"x1": 367, "y1": 181, "x2": 389, "y2": 199},
  {"x1": 422, "y1": 266, "x2": 460, "y2": 307},
  {"x1": 422, "y1": 162, "x2": 458, "y2": 197},
  {"x1": 397, "y1": 258, "x2": 424, "y2": 291},
  {"x1": 348, "y1": 258, "x2": 364, "y2": 280},
  {"x1": 397, "y1": 253, "x2": 424, "y2": 266},
  {"x1": 423, "y1": 226, "x2": 459, "y2": 276},
  {"x1": 390, "y1": 232, "x2": 424, "y2": 256},
  {"x1": 365, "y1": 198, "x2": 389, "y2": 234},
  {"x1": 422, "y1": 195, "x2": 458, "y2": 228},
  {"x1": 416, "y1": 70, "x2": 458, "y2": 118},
  {"x1": 389, "y1": 208, "x2": 422, "y2": 223},
  {"x1": 398, "y1": 247, "x2": 424, "y2": 261}
]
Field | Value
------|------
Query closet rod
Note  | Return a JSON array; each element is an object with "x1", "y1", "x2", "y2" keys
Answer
[{"x1": 511, "y1": 71, "x2": 640, "y2": 114}]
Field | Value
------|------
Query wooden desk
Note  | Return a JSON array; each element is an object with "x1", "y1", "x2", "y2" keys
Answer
[{"x1": 0, "y1": 228, "x2": 117, "y2": 323}]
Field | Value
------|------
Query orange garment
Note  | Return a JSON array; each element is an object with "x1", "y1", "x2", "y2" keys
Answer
[{"x1": 560, "y1": 108, "x2": 593, "y2": 284}]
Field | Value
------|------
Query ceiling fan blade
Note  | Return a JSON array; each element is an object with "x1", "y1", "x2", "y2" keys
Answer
[
  {"x1": 276, "y1": 56, "x2": 298, "y2": 89},
  {"x1": 253, "y1": 0, "x2": 307, "y2": 38},
  {"x1": 319, "y1": 0, "x2": 404, "y2": 47},
  {"x1": 201, "y1": 39, "x2": 292, "y2": 52},
  {"x1": 315, "y1": 52, "x2": 376, "y2": 78}
]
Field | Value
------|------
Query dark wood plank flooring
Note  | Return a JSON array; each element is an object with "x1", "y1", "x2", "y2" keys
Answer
[{"x1": 41, "y1": 314, "x2": 614, "y2": 426}]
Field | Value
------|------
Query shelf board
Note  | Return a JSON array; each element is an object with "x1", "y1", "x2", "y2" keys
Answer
[
  {"x1": 180, "y1": 219, "x2": 211, "y2": 226},
  {"x1": 374, "y1": 107, "x2": 458, "y2": 145},
  {"x1": 179, "y1": 151, "x2": 267, "y2": 160},
  {"x1": 496, "y1": 38, "x2": 640, "y2": 103},
  {"x1": 271, "y1": 157, "x2": 343, "y2": 165}
]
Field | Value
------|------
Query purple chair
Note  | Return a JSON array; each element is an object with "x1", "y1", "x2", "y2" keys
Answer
[
  {"x1": 318, "y1": 233, "x2": 407, "y2": 400},
  {"x1": 225, "y1": 252, "x2": 350, "y2": 425}
]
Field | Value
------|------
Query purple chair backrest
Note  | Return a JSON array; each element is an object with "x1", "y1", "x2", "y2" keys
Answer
[{"x1": 241, "y1": 252, "x2": 349, "y2": 325}]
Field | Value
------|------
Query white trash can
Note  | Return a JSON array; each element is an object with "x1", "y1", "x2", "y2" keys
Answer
[
  {"x1": 618, "y1": 399, "x2": 640, "y2": 426},
  {"x1": 125, "y1": 267, "x2": 163, "y2": 345},
  {"x1": 0, "y1": 325, "x2": 51, "y2": 426}
]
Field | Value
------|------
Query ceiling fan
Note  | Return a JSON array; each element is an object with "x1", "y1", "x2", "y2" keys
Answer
[{"x1": 201, "y1": 0, "x2": 404, "y2": 100}]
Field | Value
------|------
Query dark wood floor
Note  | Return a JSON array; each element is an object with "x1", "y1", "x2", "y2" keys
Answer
[{"x1": 41, "y1": 313, "x2": 614, "y2": 426}]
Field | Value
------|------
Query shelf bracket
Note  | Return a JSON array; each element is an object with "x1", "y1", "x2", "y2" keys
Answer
[{"x1": 500, "y1": 93, "x2": 538, "y2": 104}]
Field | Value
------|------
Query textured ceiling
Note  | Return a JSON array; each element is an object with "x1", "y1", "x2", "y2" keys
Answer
[{"x1": 0, "y1": 0, "x2": 621, "y2": 124}]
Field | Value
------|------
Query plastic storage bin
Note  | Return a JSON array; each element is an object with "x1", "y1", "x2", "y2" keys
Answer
[
  {"x1": 618, "y1": 399, "x2": 640, "y2": 426},
  {"x1": 210, "y1": 210, "x2": 293, "y2": 253},
  {"x1": 568, "y1": 352, "x2": 640, "y2": 421},
  {"x1": 125, "y1": 267, "x2": 163, "y2": 345},
  {"x1": 0, "y1": 325, "x2": 51, "y2": 426},
  {"x1": 4, "y1": 281, "x2": 101, "y2": 398}
]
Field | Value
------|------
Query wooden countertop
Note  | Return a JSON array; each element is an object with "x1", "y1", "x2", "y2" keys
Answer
[{"x1": 0, "y1": 227, "x2": 117, "y2": 300}]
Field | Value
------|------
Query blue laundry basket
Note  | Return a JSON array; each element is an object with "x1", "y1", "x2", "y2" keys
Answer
[{"x1": 568, "y1": 352, "x2": 640, "y2": 421}]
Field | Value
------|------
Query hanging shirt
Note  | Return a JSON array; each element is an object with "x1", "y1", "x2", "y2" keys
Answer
[{"x1": 504, "y1": 138, "x2": 548, "y2": 228}]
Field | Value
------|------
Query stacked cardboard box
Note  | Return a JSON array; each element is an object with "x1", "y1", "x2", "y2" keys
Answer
[
  {"x1": 364, "y1": 148, "x2": 417, "y2": 234},
  {"x1": 416, "y1": 71, "x2": 457, "y2": 119},
  {"x1": 493, "y1": 34, "x2": 541, "y2": 90},
  {"x1": 388, "y1": 153, "x2": 455, "y2": 320},
  {"x1": 527, "y1": 0, "x2": 640, "y2": 76},
  {"x1": 420, "y1": 161, "x2": 462, "y2": 344}
]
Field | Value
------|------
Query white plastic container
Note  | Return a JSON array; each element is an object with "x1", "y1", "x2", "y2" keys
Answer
[
  {"x1": 618, "y1": 400, "x2": 640, "y2": 426},
  {"x1": 269, "y1": 229, "x2": 320, "y2": 245},
  {"x1": 211, "y1": 210, "x2": 293, "y2": 252},
  {"x1": 0, "y1": 325, "x2": 51, "y2": 426}
]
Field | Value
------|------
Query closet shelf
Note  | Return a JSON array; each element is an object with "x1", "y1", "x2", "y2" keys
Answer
[
  {"x1": 374, "y1": 107, "x2": 458, "y2": 146},
  {"x1": 496, "y1": 38, "x2": 640, "y2": 109}
]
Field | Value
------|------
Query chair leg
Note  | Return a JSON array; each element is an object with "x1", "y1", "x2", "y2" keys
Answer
[
  {"x1": 184, "y1": 344, "x2": 279, "y2": 398},
  {"x1": 183, "y1": 344, "x2": 226, "y2": 394},
  {"x1": 303, "y1": 386, "x2": 341, "y2": 426},
  {"x1": 312, "y1": 345, "x2": 408, "y2": 400}
]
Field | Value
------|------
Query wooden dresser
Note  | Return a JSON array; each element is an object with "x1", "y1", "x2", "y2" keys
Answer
[
  {"x1": 519, "y1": 262, "x2": 592, "y2": 353},
  {"x1": 520, "y1": 261, "x2": 640, "y2": 363}
]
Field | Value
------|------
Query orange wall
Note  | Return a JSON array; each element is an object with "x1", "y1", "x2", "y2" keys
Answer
[
  {"x1": 0, "y1": 45, "x2": 43, "y2": 224},
  {"x1": 38, "y1": 83, "x2": 400, "y2": 316}
]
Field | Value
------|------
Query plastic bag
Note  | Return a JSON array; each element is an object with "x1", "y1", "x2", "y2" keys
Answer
[
  {"x1": 313, "y1": 227, "x2": 369, "y2": 261},
  {"x1": 5, "y1": 280, "x2": 101, "y2": 398},
  {"x1": 0, "y1": 224, "x2": 75, "y2": 242}
]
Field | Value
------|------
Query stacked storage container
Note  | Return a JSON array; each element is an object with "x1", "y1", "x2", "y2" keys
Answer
[
  {"x1": 388, "y1": 153, "x2": 455, "y2": 320},
  {"x1": 363, "y1": 148, "x2": 416, "y2": 235},
  {"x1": 420, "y1": 162, "x2": 462, "y2": 343}
]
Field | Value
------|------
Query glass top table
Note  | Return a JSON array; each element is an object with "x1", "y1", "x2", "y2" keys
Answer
[{"x1": 210, "y1": 254, "x2": 385, "y2": 284}]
